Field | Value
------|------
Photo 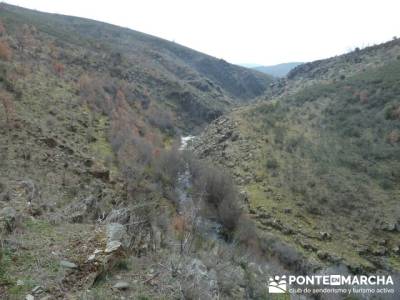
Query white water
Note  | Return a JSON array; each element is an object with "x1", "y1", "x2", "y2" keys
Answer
[{"x1": 179, "y1": 135, "x2": 196, "y2": 151}]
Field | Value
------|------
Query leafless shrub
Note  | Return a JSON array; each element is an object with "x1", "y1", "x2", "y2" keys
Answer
[
  {"x1": 0, "y1": 39, "x2": 12, "y2": 61},
  {"x1": 0, "y1": 90, "x2": 16, "y2": 128},
  {"x1": 189, "y1": 159, "x2": 242, "y2": 232},
  {"x1": 153, "y1": 148, "x2": 183, "y2": 185}
]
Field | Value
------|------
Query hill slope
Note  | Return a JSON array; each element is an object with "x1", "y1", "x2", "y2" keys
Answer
[
  {"x1": 194, "y1": 44, "x2": 400, "y2": 274},
  {"x1": 0, "y1": 3, "x2": 277, "y2": 299},
  {"x1": 0, "y1": 3, "x2": 273, "y2": 130}
]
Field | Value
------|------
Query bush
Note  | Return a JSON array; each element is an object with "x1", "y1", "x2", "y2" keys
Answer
[
  {"x1": 0, "y1": 20, "x2": 6, "y2": 36},
  {"x1": 148, "y1": 107, "x2": 175, "y2": 135},
  {"x1": 266, "y1": 158, "x2": 279, "y2": 170},
  {"x1": 153, "y1": 148, "x2": 183, "y2": 186},
  {"x1": 189, "y1": 159, "x2": 242, "y2": 232},
  {"x1": 0, "y1": 90, "x2": 16, "y2": 128},
  {"x1": 0, "y1": 40, "x2": 12, "y2": 61},
  {"x1": 52, "y1": 61, "x2": 64, "y2": 76}
]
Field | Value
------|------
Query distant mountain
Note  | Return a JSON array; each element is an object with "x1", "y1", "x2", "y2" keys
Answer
[{"x1": 253, "y1": 62, "x2": 303, "y2": 77}]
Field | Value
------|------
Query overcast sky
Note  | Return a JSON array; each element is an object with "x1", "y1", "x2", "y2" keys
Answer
[{"x1": 3, "y1": 0, "x2": 400, "y2": 65}]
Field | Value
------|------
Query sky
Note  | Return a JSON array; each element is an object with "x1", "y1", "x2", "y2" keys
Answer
[{"x1": 3, "y1": 0, "x2": 400, "y2": 66}]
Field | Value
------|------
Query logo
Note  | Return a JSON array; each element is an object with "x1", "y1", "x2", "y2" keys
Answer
[
  {"x1": 268, "y1": 275, "x2": 287, "y2": 293},
  {"x1": 329, "y1": 275, "x2": 341, "y2": 286},
  {"x1": 267, "y1": 274, "x2": 394, "y2": 295}
]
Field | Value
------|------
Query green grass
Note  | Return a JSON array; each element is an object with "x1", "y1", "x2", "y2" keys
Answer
[{"x1": 223, "y1": 60, "x2": 400, "y2": 271}]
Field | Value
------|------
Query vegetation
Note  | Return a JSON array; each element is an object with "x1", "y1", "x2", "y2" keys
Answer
[{"x1": 194, "y1": 47, "x2": 400, "y2": 273}]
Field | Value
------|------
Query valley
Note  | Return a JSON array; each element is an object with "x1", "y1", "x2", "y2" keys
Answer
[{"x1": 0, "y1": 2, "x2": 399, "y2": 299}]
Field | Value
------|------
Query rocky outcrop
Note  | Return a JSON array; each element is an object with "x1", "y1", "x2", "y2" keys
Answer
[
  {"x1": 65, "y1": 195, "x2": 100, "y2": 223},
  {"x1": 106, "y1": 208, "x2": 130, "y2": 225}
]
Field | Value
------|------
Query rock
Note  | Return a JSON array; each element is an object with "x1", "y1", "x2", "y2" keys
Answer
[
  {"x1": 32, "y1": 286, "x2": 44, "y2": 295},
  {"x1": 106, "y1": 208, "x2": 130, "y2": 224},
  {"x1": 105, "y1": 241, "x2": 122, "y2": 253},
  {"x1": 60, "y1": 260, "x2": 77, "y2": 269},
  {"x1": 381, "y1": 222, "x2": 398, "y2": 232},
  {"x1": 87, "y1": 254, "x2": 96, "y2": 262},
  {"x1": 107, "y1": 223, "x2": 128, "y2": 247},
  {"x1": 17, "y1": 279, "x2": 24, "y2": 286},
  {"x1": 112, "y1": 281, "x2": 130, "y2": 290},
  {"x1": 319, "y1": 231, "x2": 332, "y2": 241},
  {"x1": 25, "y1": 295, "x2": 34, "y2": 300}
]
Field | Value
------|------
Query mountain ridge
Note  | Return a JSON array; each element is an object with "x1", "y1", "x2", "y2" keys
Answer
[{"x1": 253, "y1": 62, "x2": 303, "y2": 77}]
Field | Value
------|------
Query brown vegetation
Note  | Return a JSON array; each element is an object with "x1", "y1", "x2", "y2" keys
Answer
[
  {"x1": 0, "y1": 20, "x2": 6, "y2": 36},
  {"x1": 0, "y1": 39, "x2": 12, "y2": 61},
  {"x1": 52, "y1": 61, "x2": 65, "y2": 76}
]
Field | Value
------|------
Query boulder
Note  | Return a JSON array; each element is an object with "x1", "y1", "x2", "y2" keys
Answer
[
  {"x1": 106, "y1": 208, "x2": 130, "y2": 225},
  {"x1": 60, "y1": 260, "x2": 77, "y2": 269},
  {"x1": 105, "y1": 241, "x2": 122, "y2": 254},
  {"x1": 112, "y1": 281, "x2": 130, "y2": 290},
  {"x1": 32, "y1": 285, "x2": 44, "y2": 295},
  {"x1": 106, "y1": 223, "x2": 129, "y2": 251}
]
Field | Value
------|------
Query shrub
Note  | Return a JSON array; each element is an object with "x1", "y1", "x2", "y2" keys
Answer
[
  {"x1": 266, "y1": 158, "x2": 279, "y2": 170},
  {"x1": 0, "y1": 40, "x2": 12, "y2": 61},
  {"x1": 148, "y1": 106, "x2": 175, "y2": 134},
  {"x1": 189, "y1": 159, "x2": 242, "y2": 232},
  {"x1": 153, "y1": 148, "x2": 183, "y2": 186},
  {"x1": 0, "y1": 90, "x2": 16, "y2": 128},
  {"x1": 387, "y1": 130, "x2": 400, "y2": 144},
  {"x1": 52, "y1": 61, "x2": 64, "y2": 76},
  {"x1": 0, "y1": 20, "x2": 6, "y2": 36},
  {"x1": 385, "y1": 105, "x2": 400, "y2": 120}
]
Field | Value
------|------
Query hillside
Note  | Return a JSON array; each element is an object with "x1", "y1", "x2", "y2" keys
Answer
[
  {"x1": 193, "y1": 45, "x2": 400, "y2": 275},
  {"x1": 0, "y1": 3, "x2": 273, "y2": 131},
  {"x1": 253, "y1": 62, "x2": 302, "y2": 77},
  {"x1": 2, "y1": 2, "x2": 400, "y2": 299},
  {"x1": 0, "y1": 3, "x2": 278, "y2": 299},
  {"x1": 268, "y1": 38, "x2": 400, "y2": 99}
]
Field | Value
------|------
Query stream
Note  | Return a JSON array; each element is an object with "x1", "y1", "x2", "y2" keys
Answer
[
  {"x1": 176, "y1": 136, "x2": 304, "y2": 299},
  {"x1": 177, "y1": 136, "x2": 223, "y2": 241}
]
